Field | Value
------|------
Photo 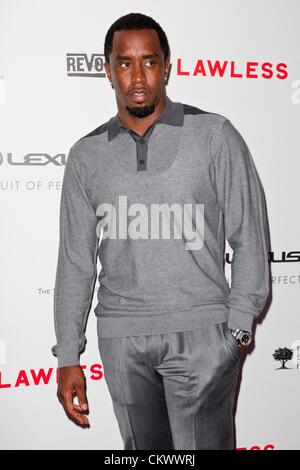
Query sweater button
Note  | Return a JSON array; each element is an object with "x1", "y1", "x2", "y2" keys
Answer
[{"x1": 140, "y1": 139, "x2": 145, "y2": 144}]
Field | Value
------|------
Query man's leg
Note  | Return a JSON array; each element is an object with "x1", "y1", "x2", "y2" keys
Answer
[
  {"x1": 156, "y1": 322, "x2": 241, "y2": 450},
  {"x1": 98, "y1": 335, "x2": 174, "y2": 450}
]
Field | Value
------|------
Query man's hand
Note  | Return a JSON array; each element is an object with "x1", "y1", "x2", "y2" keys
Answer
[{"x1": 57, "y1": 365, "x2": 90, "y2": 428}]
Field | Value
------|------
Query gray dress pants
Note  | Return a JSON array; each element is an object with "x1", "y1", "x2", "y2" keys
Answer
[{"x1": 97, "y1": 320, "x2": 241, "y2": 450}]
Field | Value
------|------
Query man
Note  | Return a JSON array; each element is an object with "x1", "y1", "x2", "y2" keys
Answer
[{"x1": 51, "y1": 12, "x2": 270, "y2": 450}]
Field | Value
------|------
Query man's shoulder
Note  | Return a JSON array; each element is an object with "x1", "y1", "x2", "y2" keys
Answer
[
  {"x1": 181, "y1": 100, "x2": 229, "y2": 129},
  {"x1": 76, "y1": 118, "x2": 112, "y2": 144},
  {"x1": 69, "y1": 117, "x2": 113, "y2": 159}
]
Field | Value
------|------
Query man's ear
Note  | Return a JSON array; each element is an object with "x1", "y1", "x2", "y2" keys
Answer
[
  {"x1": 164, "y1": 59, "x2": 171, "y2": 80},
  {"x1": 104, "y1": 62, "x2": 111, "y2": 82}
]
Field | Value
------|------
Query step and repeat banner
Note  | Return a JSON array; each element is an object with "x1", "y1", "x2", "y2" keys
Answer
[{"x1": 1, "y1": 0, "x2": 299, "y2": 450}]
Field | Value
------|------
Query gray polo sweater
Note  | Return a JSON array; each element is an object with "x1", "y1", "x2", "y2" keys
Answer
[{"x1": 51, "y1": 96, "x2": 270, "y2": 368}]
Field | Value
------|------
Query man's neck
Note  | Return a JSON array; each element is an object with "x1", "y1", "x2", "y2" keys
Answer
[{"x1": 116, "y1": 95, "x2": 168, "y2": 137}]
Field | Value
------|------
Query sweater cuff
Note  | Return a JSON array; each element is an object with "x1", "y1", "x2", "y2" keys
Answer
[
  {"x1": 51, "y1": 343, "x2": 81, "y2": 369},
  {"x1": 227, "y1": 308, "x2": 255, "y2": 333}
]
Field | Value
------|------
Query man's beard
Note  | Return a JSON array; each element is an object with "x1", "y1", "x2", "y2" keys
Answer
[{"x1": 125, "y1": 103, "x2": 155, "y2": 118}]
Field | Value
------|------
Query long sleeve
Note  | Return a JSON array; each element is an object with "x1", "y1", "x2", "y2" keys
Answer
[
  {"x1": 212, "y1": 119, "x2": 270, "y2": 333},
  {"x1": 51, "y1": 145, "x2": 99, "y2": 368}
]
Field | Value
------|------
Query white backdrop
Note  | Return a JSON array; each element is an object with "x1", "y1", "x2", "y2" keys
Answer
[{"x1": 1, "y1": 0, "x2": 299, "y2": 450}]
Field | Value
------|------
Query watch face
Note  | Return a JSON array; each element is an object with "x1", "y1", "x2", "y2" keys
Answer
[{"x1": 240, "y1": 332, "x2": 252, "y2": 346}]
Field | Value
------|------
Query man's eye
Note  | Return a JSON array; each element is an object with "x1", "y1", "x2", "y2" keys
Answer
[
  {"x1": 145, "y1": 60, "x2": 156, "y2": 67},
  {"x1": 119, "y1": 60, "x2": 157, "y2": 69}
]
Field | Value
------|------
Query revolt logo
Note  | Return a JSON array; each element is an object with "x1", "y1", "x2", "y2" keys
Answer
[
  {"x1": 66, "y1": 53, "x2": 106, "y2": 77},
  {"x1": 96, "y1": 195, "x2": 205, "y2": 251}
]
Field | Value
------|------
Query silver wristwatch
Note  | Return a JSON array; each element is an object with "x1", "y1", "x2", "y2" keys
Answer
[{"x1": 230, "y1": 328, "x2": 252, "y2": 347}]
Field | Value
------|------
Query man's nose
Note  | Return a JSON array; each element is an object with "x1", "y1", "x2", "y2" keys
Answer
[{"x1": 131, "y1": 63, "x2": 146, "y2": 84}]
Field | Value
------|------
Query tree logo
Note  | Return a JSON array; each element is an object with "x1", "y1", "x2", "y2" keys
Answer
[{"x1": 272, "y1": 347, "x2": 294, "y2": 370}]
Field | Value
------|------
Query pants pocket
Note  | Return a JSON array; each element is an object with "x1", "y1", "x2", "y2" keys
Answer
[{"x1": 221, "y1": 323, "x2": 241, "y2": 359}]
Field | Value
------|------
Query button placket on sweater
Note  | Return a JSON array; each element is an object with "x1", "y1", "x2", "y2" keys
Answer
[
  {"x1": 127, "y1": 124, "x2": 157, "y2": 172},
  {"x1": 136, "y1": 138, "x2": 148, "y2": 172}
]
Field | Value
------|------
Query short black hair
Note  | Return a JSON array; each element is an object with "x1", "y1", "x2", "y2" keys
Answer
[{"x1": 104, "y1": 12, "x2": 170, "y2": 64}]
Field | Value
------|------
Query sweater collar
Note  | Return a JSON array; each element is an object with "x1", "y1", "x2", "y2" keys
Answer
[{"x1": 107, "y1": 95, "x2": 184, "y2": 142}]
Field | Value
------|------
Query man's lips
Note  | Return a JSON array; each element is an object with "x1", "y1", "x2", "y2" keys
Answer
[{"x1": 128, "y1": 89, "x2": 149, "y2": 102}]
